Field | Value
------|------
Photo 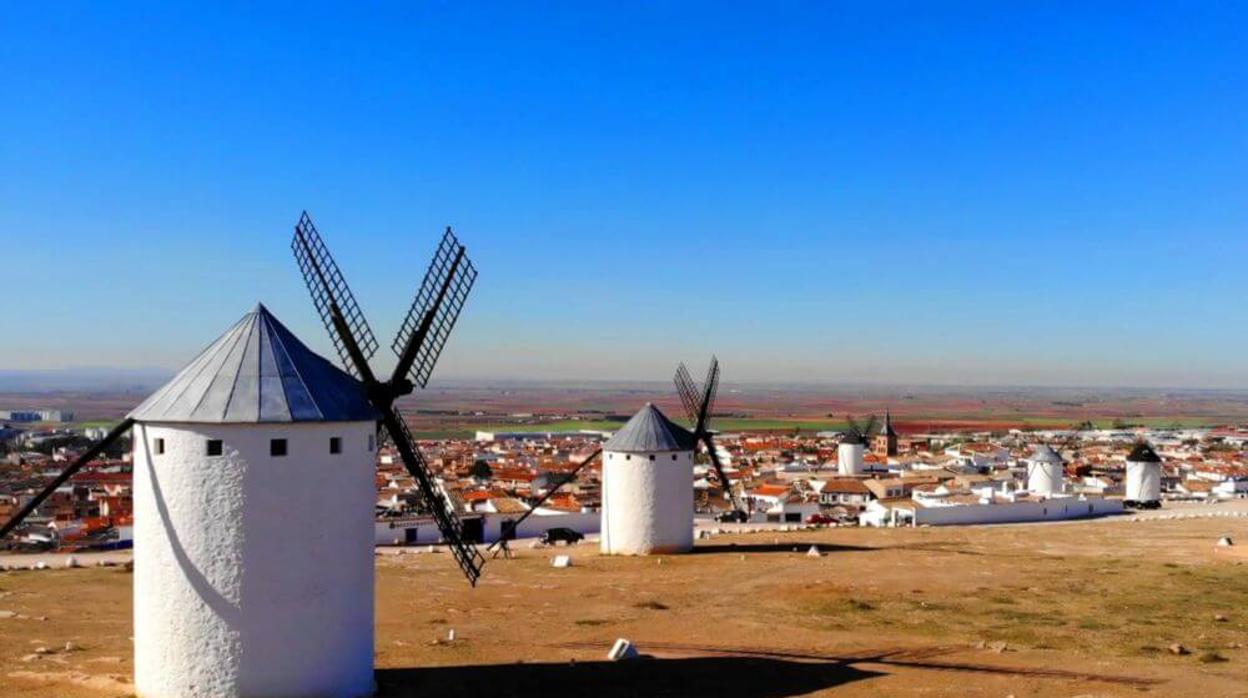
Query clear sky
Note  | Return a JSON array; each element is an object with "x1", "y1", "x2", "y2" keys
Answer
[{"x1": 2, "y1": 3, "x2": 1245, "y2": 388}]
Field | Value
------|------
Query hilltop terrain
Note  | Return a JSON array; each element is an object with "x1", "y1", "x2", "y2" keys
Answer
[{"x1": 3, "y1": 503, "x2": 1246, "y2": 697}]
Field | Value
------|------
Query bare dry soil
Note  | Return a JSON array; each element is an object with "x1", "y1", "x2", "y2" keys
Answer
[{"x1": 2, "y1": 514, "x2": 1247, "y2": 697}]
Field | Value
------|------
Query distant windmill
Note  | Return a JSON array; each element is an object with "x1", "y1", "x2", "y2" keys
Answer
[
  {"x1": 291, "y1": 212, "x2": 485, "y2": 585},
  {"x1": 838, "y1": 414, "x2": 878, "y2": 475},
  {"x1": 674, "y1": 356, "x2": 743, "y2": 513}
]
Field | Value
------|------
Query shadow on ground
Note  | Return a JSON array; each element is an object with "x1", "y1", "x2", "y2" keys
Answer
[
  {"x1": 691, "y1": 541, "x2": 875, "y2": 555},
  {"x1": 376, "y1": 656, "x2": 881, "y2": 698}
]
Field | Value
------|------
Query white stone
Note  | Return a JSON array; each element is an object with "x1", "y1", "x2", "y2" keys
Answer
[
  {"x1": 806, "y1": 546, "x2": 823, "y2": 558},
  {"x1": 1217, "y1": 537, "x2": 1234, "y2": 547},
  {"x1": 65, "y1": 556, "x2": 80, "y2": 569},
  {"x1": 551, "y1": 555, "x2": 572, "y2": 568},
  {"x1": 608, "y1": 638, "x2": 640, "y2": 661},
  {"x1": 34, "y1": 562, "x2": 48, "y2": 570},
  {"x1": 132, "y1": 421, "x2": 376, "y2": 698}
]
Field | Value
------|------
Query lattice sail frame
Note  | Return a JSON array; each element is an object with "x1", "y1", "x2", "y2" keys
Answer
[
  {"x1": 674, "y1": 363, "x2": 701, "y2": 426},
  {"x1": 292, "y1": 212, "x2": 379, "y2": 377},
  {"x1": 387, "y1": 406, "x2": 485, "y2": 583},
  {"x1": 674, "y1": 357, "x2": 720, "y2": 433},
  {"x1": 701, "y1": 357, "x2": 720, "y2": 431},
  {"x1": 291, "y1": 212, "x2": 483, "y2": 585},
  {"x1": 846, "y1": 414, "x2": 879, "y2": 440},
  {"x1": 391, "y1": 228, "x2": 477, "y2": 388}
]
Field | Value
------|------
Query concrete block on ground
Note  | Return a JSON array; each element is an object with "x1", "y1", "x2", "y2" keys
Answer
[{"x1": 608, "y1": 638, "x2": 639, "y2": 661}]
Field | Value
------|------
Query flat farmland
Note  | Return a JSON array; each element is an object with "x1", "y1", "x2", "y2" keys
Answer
[{"x1": 4, "y1": 384, "x2": 1247, "y2": 437}]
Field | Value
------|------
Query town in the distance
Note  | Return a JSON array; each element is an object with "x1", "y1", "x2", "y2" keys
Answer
[{"x1": 3, "y1": 389, "x2": 1245, "y2": 555}]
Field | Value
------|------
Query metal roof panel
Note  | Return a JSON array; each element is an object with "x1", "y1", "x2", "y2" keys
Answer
[{"x1": 130, "y1": 304, "x2": 377, "y2": 424}]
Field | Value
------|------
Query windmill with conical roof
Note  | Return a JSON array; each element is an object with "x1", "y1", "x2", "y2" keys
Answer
[
  {"x1": 600, "y1": 403, "x2": 699, "y2": 555},
  {"x1": 0, "y1": 212, "x2": 489, "y2": 697}
]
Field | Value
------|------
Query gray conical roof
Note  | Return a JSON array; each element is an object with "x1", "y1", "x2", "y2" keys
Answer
[
  {"x1": 129, "y1": 304, "x2": 378, "y2": 424},
  {"x1": 1127, "y1": 442, "x2": 1161, "y2": 463},
  {"x1": 603, "y1": 403, "x2": 698, "y2": 453},
  {"x1": 1029, "y1": 445, "x2": 1065, "y2": 464}
]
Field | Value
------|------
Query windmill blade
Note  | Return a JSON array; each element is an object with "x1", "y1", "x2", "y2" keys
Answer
[
  {"x1": 701, "y1": 432, "x2": 742, "y2": 512},
  {"x1": 488, "y1": 448, "x2": 601, "y2": 558},
  {"x1": 291, "y1": 212, "x2": 380, "y2": 380},
  {"x1": 673, "y1": 363, "x2": 701, "y2": 426},
  {"x1": 862, "y1": 414, "x2": 879, "y2": 436},
  {"x1": 381, "y1": 406, "x2": 484, "y2": 585},
  {"x1": 390, "y1": 228, "x2": 477, "y2": 389},
  {"x1": 697, "y1": 356, "x2": 720, "y2": 434},
  {"x1": 846, "y1": 415, "x2": 862, "y2": 439},
  {"x1": 683, "y1": 357, "x2": 738, "y2": 510},
  {"x1": 1, "y1": 419, "x2": 134, "y2": 539}
]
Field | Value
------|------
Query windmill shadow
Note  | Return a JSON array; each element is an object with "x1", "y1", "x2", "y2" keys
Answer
[
  {"x1": 691, "y1": 541, "x2": 875, "y2": 555},
  {"x1": 375, "y1": 656, "x2": 881, "y2": 698}
]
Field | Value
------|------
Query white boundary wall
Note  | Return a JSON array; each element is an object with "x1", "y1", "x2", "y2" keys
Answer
[
  {"x1": 375, "y1": 510, "x2": 600, "y2": 546},
  {"x1": 913, "y1": 496, "x2": 1122, "y2": 526},
  {"x1": 600, "y1": 449, "x2": 693, "y2": 555},
  {"x1": 132, "y1": 421, "x2": 375, "y2": 698}
]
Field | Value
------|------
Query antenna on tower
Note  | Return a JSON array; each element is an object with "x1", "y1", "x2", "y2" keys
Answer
[{"x1": 292, "y1": 212, "x2": 485, "y2": 586}]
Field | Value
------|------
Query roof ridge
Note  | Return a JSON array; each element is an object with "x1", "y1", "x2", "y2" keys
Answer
[
  {"x1": 129, "y1": 305, "x2": 376, "y2": 424},
  {"x1": 262, "y1": 308, "x2": 325, "y2": 422}
]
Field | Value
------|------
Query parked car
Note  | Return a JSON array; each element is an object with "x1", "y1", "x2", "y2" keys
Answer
[
  {"x1": 714, "y1": 510, "x2": 748, "y2": 523},
  {"x1": 540, "y1": 527, "x2": 584, "y2": 546},
  {"x1": 806, "y1": 513, "x2": 834, "y2": 525}
]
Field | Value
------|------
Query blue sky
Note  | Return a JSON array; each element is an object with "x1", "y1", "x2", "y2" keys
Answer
[{"x1": 2, "y1": 3, "x2": 1245, "y2": 387}]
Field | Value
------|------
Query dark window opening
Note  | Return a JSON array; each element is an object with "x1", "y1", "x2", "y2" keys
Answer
[
  {"x1": 368, "y1": 434, "x2": 375, "y2": 452},
  {"x1": 330, "y1": 437, "x2": 342, "y2": 454},
  {"x1": 649, "y1": 454, "x2": 655, "y2": 461},
  {"x1": 671, "y1": 454, "x2": 677, "y2": 461},
  {"x1": 154, "y1": 438, "x2": 165, "y2": 455},
  {"x1": 206, "y1": 439, "x2": 223, "y2": 456},
  {"x1": 270, "y1": 439, "x2": 288, "y2": 457}
]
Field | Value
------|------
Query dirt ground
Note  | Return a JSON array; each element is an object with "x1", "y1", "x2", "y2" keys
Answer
[{"x1": 2, "y1": 513, "x2": 1246, "y2": 697}]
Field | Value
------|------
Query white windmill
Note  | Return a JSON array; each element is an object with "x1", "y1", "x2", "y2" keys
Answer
[
  {"x1": 1025, "y1": 444, "x2": 1066, "y2": 496},
  {"x1": 1124, "y1": 441, "x2": 1163, "y2": 508},
  {"x1": 0, "y1": 212, "x2": 486, "y2": 697},
  {"x1": 600, "y1": 403, "x2": 699, "y2": 555}
]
